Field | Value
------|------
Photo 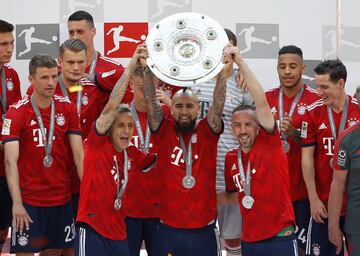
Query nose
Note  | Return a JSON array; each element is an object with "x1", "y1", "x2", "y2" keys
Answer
[{"x1": 284, "y1": 66, "x2": 291, "y2": 75}]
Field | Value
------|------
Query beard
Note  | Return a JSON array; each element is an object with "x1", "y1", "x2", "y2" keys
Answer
[
  {"x1": 280, "y1": 75, "x2": 302, "y2": 89},
  {"x1": 175, "y1": 118, "x2": 197, "y2": 134}
]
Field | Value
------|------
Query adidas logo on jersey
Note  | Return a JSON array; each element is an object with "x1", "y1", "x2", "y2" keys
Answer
[
  {"x1": 232, "y1": 164, "x2": 237, "y2": 170},
  {"x1": 271, "y1": 107, "x2": 277, "y2": 113},
  {"x1": 30, "y1": 120, "x2": 37, "y2": 126},
  {"x1": 319, "y1": 123, "x2": 327, "y2": 130}
]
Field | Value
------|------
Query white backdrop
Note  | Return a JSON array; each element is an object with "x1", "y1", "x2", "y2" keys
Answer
[{"x1": 1, "y1": 0, "x2": 360, "y2": 95}]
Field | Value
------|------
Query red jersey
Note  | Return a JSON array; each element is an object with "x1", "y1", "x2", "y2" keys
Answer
[
  {"x1": 152, "y1": 117, "x2": 222, "y2": 229},
  {"x1": 301, "y1": 96, "x2": 360, "y2": 208},
  {"x1": 0, "y1": 64, "x2": 22, "y2": 177},
  {"x1": 1, "y1": 95, "x2": 81, "y2": 206},
  {"x1": 76, "y1": 124, "x2": 156, "y2": 240},
  {"x1": 123, "y1": 104, "x2": 170, "y2": 218},
  {"x1": 266, "y1": 85, "x2": 319, "y2": 201},
  {"x1": 225, "y1": 127, "x2": 295, "y2": 242}
]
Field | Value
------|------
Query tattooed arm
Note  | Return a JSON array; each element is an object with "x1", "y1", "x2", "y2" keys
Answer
[
  {"x1": 96, "y1": 45, "x2": 146, "y2": 134},
  {"x1": 143, "y1": 68, "x2": 164, "y2": 131},
  {"x1": 206, "y1": 55, "x2": 232, "y2": 133}
]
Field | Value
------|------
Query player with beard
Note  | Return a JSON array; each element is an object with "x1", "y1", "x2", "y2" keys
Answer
[
  {"x1": 141, "y1": 47, "x2": 231, "y2": 255},
  {"x1": 265, "y1": 45, "x2": 319, "y2": 255}
]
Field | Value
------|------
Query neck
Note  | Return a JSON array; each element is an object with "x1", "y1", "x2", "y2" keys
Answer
[
  {"x1": 134, "y1": 99, "x2": 147, "y2": 113},
  {"x1": 331, "y1": 92, "x2": 347, "y2": 113},
  {"x1": 87, "y1": 47, "x2": 96, "y2": 68},
  {"x1": 240, "y1": 147, "x2": 252, "y2": 153},
  {"x1": 62, "y1": 75, "x2": 78, "y2": 89},
  {"x1": 32, "y1": 91, "x2": 52, "y2": 109},
  {"x1": 282, "y1": 83, "x2": 302, "y2": 98}
]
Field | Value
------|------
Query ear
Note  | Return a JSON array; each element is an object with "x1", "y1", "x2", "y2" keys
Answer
[
  {"x1": 338, "y1": 78, "x2": 345, "y2": 88},
  {"x1": 91, "y1": 27, "x2": 96, "y2": 37},
  {"x1": 28, "y1": 74, "x2": 34, "y2": 84}
]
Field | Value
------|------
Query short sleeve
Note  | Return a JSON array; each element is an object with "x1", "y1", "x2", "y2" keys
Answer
[
  {"x1": 301, "y1": 108, "x2": 317, "y2": 147},
  {"x1": 333, "y1": 133, "x2": 349, "y2": 171},
  {"x1": 1, "y1": 107, "x2": 23, "y2": 143}
]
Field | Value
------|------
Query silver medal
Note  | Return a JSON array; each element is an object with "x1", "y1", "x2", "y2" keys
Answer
[
  {"x1": 43, "y1": 155, "x2": 53, "y2": 168},
  {"x1": 182, "y1": 175, "x2": 196, "y2": 189},
  {"x1": 282, "y1": 140, "x2": 290, "y2": 154},
  {"x1": 114, "y1": 198, "x2": 122, "y2": 210},
  {"x1": 242, "y1": 195, "x2": 254, "y2": 209}
]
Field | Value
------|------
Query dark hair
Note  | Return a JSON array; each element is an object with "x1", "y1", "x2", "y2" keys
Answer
[
  {"x1": 68, "y1": 11, "x2": 94, "y2": 28},
  {"x1": 59, "y1": 39, "x2": 87, "y2": 57},
  {"x1": 224, "y1": 28, "x2": 237, "y2": 46},
  {"x1": 0, "y1": 19, "x2": 14, "y2": 33},
  {"x1": 314, "y1": 59, "x2": 347, "y2": 83},
  {"x1": 278, "y1": 45, "x2": 303, "y2": 59},
  {"x1": 29, "y1": 54, "x2": 58, "y2": 76},
  {"x1": 117, "y1": 105, "x2": 131, "y2": 114},
  {"x1": 232, "y1": 104, "x2": 256, "y2": 115}
]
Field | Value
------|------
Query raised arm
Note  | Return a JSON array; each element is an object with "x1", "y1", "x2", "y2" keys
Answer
[
  {"x1": 143, "y1": 68, "x2": 164, "y2": 131},
  {"x1": 206, "y1": 55, "x2": 232, "y2": 133},
  {"x1": 224, "y1": 44, "x2": 274, "y2": 132},
  {"x1": 96, "y1": 45, "x2": 146, "y2": 134},
  {"x1": 68, "y1": 134, "x2": 84, "y2": 180},
  {"x1": 4, "y1": 141, "x2": 33, "y2": 233}
]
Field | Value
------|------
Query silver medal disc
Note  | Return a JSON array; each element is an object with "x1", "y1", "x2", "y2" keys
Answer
[
  {"x1": 242, "y1": 195, "x2": 254, "y2": 209},
  {"x1": 282, "y1": 140, "x2": 290, "y2": 154},
  {"x1": 114, "y1": 198, "x2": 122, "y2": 210},
  {"x1": 43, "y1": 155, "x2": 53, "y2": 168},
  {"x1": 182, "y1": 175, "x2": 196, "y2": 189}
]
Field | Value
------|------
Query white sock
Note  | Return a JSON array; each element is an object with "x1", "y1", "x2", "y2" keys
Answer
[{"x1": 225, "y1": 244, "x2": 242, "y2": 256}]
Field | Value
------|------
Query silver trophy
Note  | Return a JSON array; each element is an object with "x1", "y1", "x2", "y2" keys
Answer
[{"x1": 146, "y1": 12, "x2": 229, "y2": 87}]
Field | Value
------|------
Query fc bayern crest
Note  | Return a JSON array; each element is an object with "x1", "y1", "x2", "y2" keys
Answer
[
  {"x1": 191, "y1": 134, "x2": 197, "y2": 144},
  {"x1": 297, "y1": 104, "x2": 306, "y2": 115},
  {"x1": 56, "y1": 114, "x2": 65, "y2": 126},
  {"x1": 82, "y1": 95, "x2": 89, "y2": 106},
  {"x1": 6, "y1": 80, "x2": 14, "y2": 91}
]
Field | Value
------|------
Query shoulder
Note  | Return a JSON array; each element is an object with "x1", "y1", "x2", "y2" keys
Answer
[
  {"x1": 98, "y1": 53, "x2": 123, "y2": 68},
  {"x1": 54, "y1": 95, "x2": 71, "y2": 104},
  {"x1": 80, "y1": 77, "x2": 96, "y2": 87},
  {"x1": 12, "y1": 95, "x2": 30, "y2": 110},
  {"x1": 307, "y1": 98, "x2": 324, "y2": 112},
  {"x1": 349, "y1": 96, "x2": 358, "y2": 106}
]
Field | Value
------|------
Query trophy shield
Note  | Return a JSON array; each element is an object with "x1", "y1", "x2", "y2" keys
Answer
[{"x1": 146, "y1": 12, "x2": 229, "y2": 87}]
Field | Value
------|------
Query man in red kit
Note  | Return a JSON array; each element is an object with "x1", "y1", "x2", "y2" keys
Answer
[
  {"x1": 142, "y1": 44, "x2": 231, "y2": 255},
  {"x1": 122, "y1": 66, "x2": 170, "y2": 256},
  {"x1": 219, "y1": 45, "x2": 297, "y2": 256},
  {"x1": 0, "y1": 19, "x2": 22, "y2": 253},
  {"x1": 265, "y1": 45, "x2": 319, "y2": 255},
  {"x1": 301, "y1": 60, "x2": 360, "y2": 256},
  {"x1": 67, "y1": 11, "x2": 128, "y2": 110},
  {"x1": 75, "y1": 45, "x2": 156, "y2": 256},
  {"x1": 1, "y1": 54, "x2": 83, "y2": 255}
]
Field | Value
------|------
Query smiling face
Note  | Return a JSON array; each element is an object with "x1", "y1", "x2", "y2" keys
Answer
[
  {"x1": 277, "y1": 53, "x2": 304, "y2": 89},
  {"x1": 315, "y1": 73, "x2": 345, "y2": 106},
  {"x1": 171, "y1": 90, "x2": 200, "y2": 134},
  {"x1": 109, "y1": 110, "x2": 134, "y2": 152},
  {"x1": 231, "y1": 109, "x2": 259, "y2": 152}
]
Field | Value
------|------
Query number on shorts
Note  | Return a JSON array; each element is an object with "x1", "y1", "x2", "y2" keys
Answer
[{"x1": 64, "y1": 221, "x2": 75, "y2": 243}]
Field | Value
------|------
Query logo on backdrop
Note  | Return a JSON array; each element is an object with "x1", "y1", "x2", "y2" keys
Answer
[
  {"x1": 302, "y1": 60, "x2": 322, "y2": 89},
  {"x1": 60, "y1": 0, "x2": 103, "y2": 22},
  {"x1": 148, "y1": 0, "x2": 192, "y2": 23},
  {"x1": 236, "y1": 23, "x2": 279, "y2": 59},
  {"x1": 16, "y1": 24, "x2": 59, "y2": 60},
  {"x1": 322, "y1": 25, "x2": 360, "y2": 62},
  {"x1": 104, "y1": 23, "x2": 148, "y2": 58}
]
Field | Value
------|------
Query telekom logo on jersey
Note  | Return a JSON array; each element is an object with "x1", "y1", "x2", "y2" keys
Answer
[
  {"x1": 170, "y1": 146, "x2": 199, "y2": 166},
  {"x1": 323, "y1": 137, "x2": 335, "y2": 156},
  {"x1": 32, "y1": 128, "x2": 55, "y2": 147}
]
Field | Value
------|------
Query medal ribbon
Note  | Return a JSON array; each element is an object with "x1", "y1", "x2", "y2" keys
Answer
[
  {"x1": 30, "y1": 95, "x2": 55, "y2": 158},
  {"x1": 278, "y1": 85, "x2": 304, "y2": 140},
  {"x1": 114, "y1": 150, "x2": 128, "y2": 204},
  {"x1": 130, "y1": 101, "x2": 150, "y2": 151},
  {"x1": 58, "y1": 74, "x2": 82, "y2": 116},
  {"x1": 88, "y1": 51, "x2": 98, "y2": 75},
  {"x1": 179, "y1": 133, "x2": 193, "y2": 179},
  {"x1": 327, "y1": 95, "x2": 349, "y2": 140},
  {"x1": 237, "y1": 148, "x2": 251, "y2": 197}
]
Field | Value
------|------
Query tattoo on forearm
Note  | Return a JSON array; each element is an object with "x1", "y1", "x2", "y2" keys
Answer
[
  {"x1": 143, "y1": 69, "x2": 163, "y2": 130},
  {"x1": 207, "y1": 76, "x2": 227, "y2": 132}
]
